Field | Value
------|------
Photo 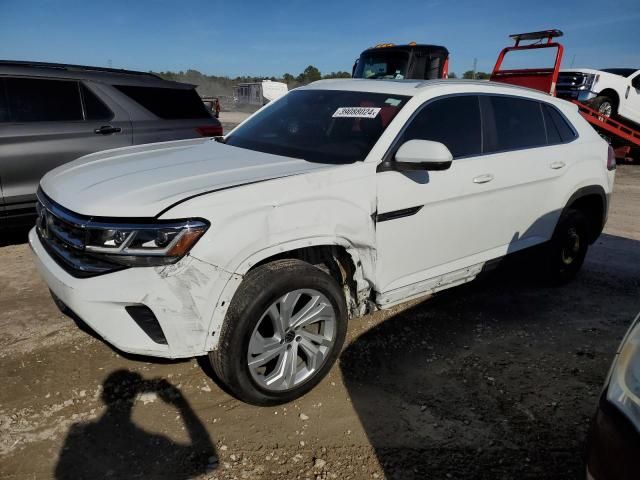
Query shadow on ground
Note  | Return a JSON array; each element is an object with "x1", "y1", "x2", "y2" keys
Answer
[
  {"x1": 54, "y1": 369, "x2": 217, "y2": 480},
  {"x1": 341, "y1": 234, "x2": 640, "y2": 480}
]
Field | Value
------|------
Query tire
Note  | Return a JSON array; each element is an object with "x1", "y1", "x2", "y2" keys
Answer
[
  {"x1": 209, "y1": 259, "x2": 347, "y2": 406},
  {"x1": 543, "y1": 209, "x2": 590, "y2": 285},
  {"x1": 587, "y1": 95, "x2": 617, "y2": 119}
]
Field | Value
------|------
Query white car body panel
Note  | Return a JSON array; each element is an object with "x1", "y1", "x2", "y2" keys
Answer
[{"x1": 31, "y1": 79, "x2": 615, "y2": 358}]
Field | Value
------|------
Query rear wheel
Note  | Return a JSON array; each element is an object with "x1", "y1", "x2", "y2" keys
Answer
[
  {"x1": 209, "y1": 259, "x2": 347, "y2": 406},
  {"x1": 543, "y1": 209, "x2": 590, "y2": 285}
]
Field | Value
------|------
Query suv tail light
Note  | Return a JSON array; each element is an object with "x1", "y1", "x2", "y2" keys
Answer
[
  {"x1": 607, "y1": 145, "x2": 617, "y2": 171},
  {"x1": 196, "y1": 125, "x2": 223, "y2": 137}
]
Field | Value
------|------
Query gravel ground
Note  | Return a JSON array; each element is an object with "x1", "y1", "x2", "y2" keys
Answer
[{"x1": 0, "y1": 156, "x2": 638, "y2": 479}]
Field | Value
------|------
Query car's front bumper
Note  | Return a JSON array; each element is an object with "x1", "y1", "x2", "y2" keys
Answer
[{"x1": 29, "y1": 228, "x2": 233, "y2": 358}]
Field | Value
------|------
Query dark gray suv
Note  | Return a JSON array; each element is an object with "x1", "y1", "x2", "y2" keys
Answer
[{"x1": 0, "y1": 61, "x2": 222, "y2": 226}]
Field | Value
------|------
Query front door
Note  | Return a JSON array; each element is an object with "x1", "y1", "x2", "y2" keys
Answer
[{"x1": 375, "y1": 95, "x2": 493, "y2": 304}]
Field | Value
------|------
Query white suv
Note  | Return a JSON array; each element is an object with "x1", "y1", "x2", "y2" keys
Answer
[{"x1": 30, "y1": 79, "x2": 616, "y2": 405}]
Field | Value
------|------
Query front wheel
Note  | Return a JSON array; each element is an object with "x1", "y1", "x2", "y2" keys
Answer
[
  {"x1": 543, "y1": 209, "x2": 590, "y2": 285},
  {"x1": 587, "y1": 95, "x2": 617, "y2": 120},
  {"x1": 209, "y1": 259, "x2": 347, "y2": 405}
]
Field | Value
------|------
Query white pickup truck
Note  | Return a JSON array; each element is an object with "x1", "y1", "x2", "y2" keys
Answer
[
  {"x1": 31, "y1": 79, "x2": 616, "y2": 405},
  {"x1": 557, "y1": 68, "x2": 640, "y2": 125}
]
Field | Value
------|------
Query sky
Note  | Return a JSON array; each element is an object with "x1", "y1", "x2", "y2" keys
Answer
[{"x1": 1, "y1": 0, "x2": 639, "y2": 78}]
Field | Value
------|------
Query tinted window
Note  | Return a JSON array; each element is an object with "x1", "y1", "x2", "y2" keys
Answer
[
  {"x1": 484, "y1": 96, "x2": 546, "y2": 152},
  {"x1": 226, "y1": 89, "x2": 409, "y2": 164},
  {"x1": 115, "y1": 85, "x2": 210, "y2": 119},
  {"x1": 542, "y1": 105, "x2": 561, "y2": 144},
  {"x1": 81, "y1": 84, "x2": 113, "y2": 121},
  {"x1": 5, "y1": 77, "x2": 83, "y2": 122},
  {"x1": 0, "y1": 79, "x2": 8, "y2": 122},
  {"x1": 543, "y1": 104, "x2": 576, "y2": 143},
  {"x1": 401, "y1": 95, "x2": 482, "y2": 158}
]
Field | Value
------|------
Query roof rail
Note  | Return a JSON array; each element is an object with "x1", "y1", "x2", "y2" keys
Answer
[{"x1": 0, "y1": 60, "x2": 161, "y2": 78}]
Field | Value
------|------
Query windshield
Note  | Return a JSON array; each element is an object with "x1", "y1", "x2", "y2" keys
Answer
[
  {"x1": 354, "y1": 51, "x2": 410, "y2": 79},
  {"x1": 601, "y1": 68, "x2": 637, "y2": 78},
  {"x1": 225, "y1": 89, "x2": 410, "y2": 164}
]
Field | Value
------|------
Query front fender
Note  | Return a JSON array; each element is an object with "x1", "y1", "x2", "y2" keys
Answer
[{"x1": 161, "y1": 162, "x2": 379, "y2": 351}]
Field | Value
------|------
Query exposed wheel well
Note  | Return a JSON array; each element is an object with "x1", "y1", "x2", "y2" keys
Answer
[
  {"x1": 567, "y1": 194, "x2": 604, "y2": 243},
  {"x1": 249, "y1": 245, "x2": 362, "y2": 317},
  {"x1": 597, "y1": 89, "x2": 620, "y2": 110}
]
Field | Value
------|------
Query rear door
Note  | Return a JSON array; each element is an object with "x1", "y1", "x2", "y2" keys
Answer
[
  {"x1": 0, "y1": 76, "x2": 131, "y2": 217},
  {"x1": 477, "y1": 95, "x2": 578, "y2": 250}
]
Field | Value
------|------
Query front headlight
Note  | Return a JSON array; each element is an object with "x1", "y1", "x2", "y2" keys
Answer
[
  {"x1": 84, "y1": 219, "x2": 209, "y2": 267},
  {"x1": 578, "y1": 73, "x2": 598, "y2": 90},
  {"x1": 606, "y1": 313, "x2": 640, "y2": 431}
]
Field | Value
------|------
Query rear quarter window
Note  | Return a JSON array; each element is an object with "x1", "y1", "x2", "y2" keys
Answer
[
  {"x1": 543, "y1": 104, "x2": 577, "y2": 144},
  {"x1": 114, "y1": 85, "x2": 211, "y2": 119}
]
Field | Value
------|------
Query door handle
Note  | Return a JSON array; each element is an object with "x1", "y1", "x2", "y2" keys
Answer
[
  {"x1": 550, "y1": 161, "x2": 566, "y2": 170},
  {"x1": 94, "y1": 125, "x2": 122, "y2": 135},
  {"x1": 473, "y1": 173, "x2": 494, "y2": 184}
]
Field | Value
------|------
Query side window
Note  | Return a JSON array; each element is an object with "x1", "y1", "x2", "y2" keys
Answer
[
  {"x1": 5, "y1": 77, "x2": 83, "y2": 122},
  {"x1": 543, "y1": 104, "x2": 576, "y2": 143},
  {"x1": 483, "y1": 96, "x2": 547, "y2": 152},
  {"x1": 114, "y1": 85, "x2": 211, "y2": 119},
  {"x1": 400, "y1": 95, "x2": 482, "y2": 158},
  {"x1": 81, "y1": 84, "x2": 113, "y2": 121},
  {"x1": 0, "y1": 79, "x2": 8, "y2": 122}
]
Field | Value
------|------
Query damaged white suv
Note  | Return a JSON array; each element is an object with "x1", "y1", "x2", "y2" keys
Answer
[{"x1": 31, "y1": 79, "x2": 616, "y2": 405}]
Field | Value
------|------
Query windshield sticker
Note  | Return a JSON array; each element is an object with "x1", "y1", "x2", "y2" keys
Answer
[
  {"x1": 332, "y1": 107, "x2": 381, "y2": 119},
  {"x1": 385, "y1": 98, "x2": 402, "y2": 106}
]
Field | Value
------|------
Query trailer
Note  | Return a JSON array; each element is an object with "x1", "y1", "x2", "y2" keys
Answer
[
  {"x1": 233, "y1": 80, "x2": 288, "y2": 107},
  {"x1": 489, "y1": 30, "x2": 640, "y2": 163}
]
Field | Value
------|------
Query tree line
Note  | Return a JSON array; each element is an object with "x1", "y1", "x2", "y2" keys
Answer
[
  {"x1": 151, "y1": 66, "x2": 491, "y2": 97},
  {"x1": 152, "y1": 66, "x2": 351, "y2": 97}
]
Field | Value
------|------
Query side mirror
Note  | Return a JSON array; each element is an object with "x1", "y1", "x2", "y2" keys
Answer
[{"x1": 394, "y1": 139, "x2": 453, "y2": 171}]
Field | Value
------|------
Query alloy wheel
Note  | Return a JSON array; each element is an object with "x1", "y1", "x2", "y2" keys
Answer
[{"x1": 247, "y1": 289, "x2": 337, "y2": 391}]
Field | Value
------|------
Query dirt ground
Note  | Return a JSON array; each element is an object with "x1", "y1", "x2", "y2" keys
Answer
[{"x1": 1, "y1": 159, "x2": 638, "y2": 480}]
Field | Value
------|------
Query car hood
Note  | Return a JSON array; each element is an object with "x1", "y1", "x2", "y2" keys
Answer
[{"x1": 40, "y1": 138, "x2": 333, "y2": 217}]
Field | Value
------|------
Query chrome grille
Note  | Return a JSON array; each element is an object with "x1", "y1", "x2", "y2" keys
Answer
[
  {"x1": 557, "y1": 72, "x2": 589, "y2": 90},
  {"x1": 36, "y1": 191, "x2": 124, "y2": 278}
]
